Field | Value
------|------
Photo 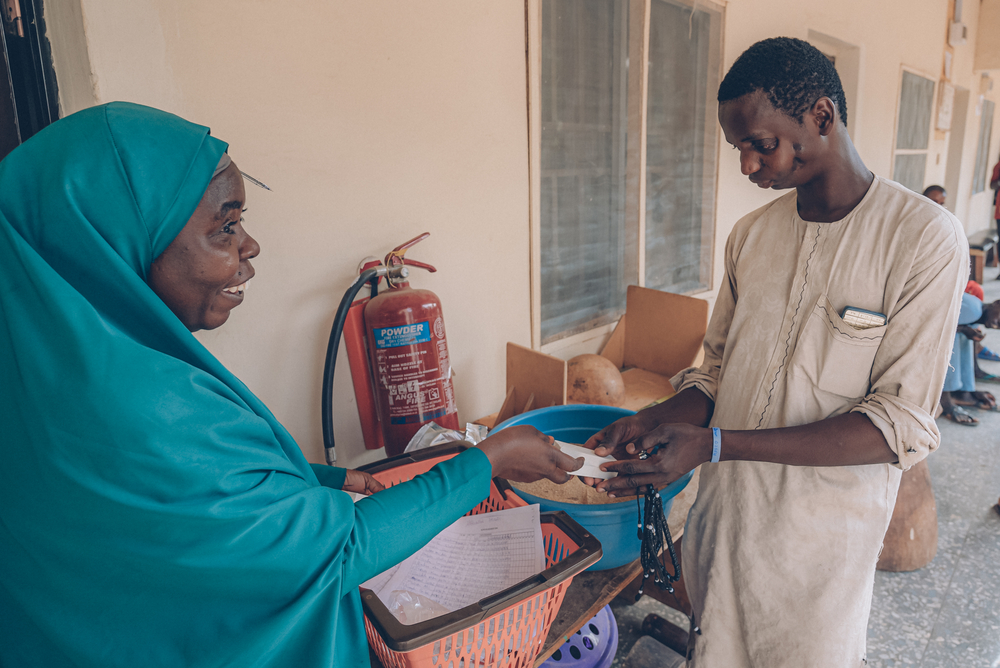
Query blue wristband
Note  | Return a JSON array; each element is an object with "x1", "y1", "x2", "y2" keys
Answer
[{"x1": 711, "y1": 427, "x2": 721, "y2": 463}]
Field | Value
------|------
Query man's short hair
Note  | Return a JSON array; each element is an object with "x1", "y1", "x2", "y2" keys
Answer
[
  {"x1": 923, "y1": 185, "x2": 946, "y2": 198},
  {"x1": 718, "y1": 37, "x2": 848, "y2": 127}
]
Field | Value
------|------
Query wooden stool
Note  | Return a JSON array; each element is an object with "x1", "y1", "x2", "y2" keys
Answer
[
  {"x1": 876, "y1": 459, "x2": 938, "y2": 572},
  {"x1": 968, "y1": 229, "x2": 998, "y2": 284}
]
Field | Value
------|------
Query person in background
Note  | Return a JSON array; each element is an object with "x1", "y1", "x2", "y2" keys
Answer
[
  {"x1": 923, "y1": 184, "x2": 946, "y2": 206},
  {"x1": 922, "y1": 187, "x2": 997, "y2": 423},
  {"x1": 983, "y1": 161, "x2": 1000, "y2": 519},
  {"x1": 0, "y1": 103, "x2": 584, "y2": 668},
  {"x1": 991, "y1": 156, "x2": 1000, "y2": 242},
  {"x1": 933, "y1": 182, "x2": 1000, "y2": 365},
  {"x1": 939, "y1": 293, "x2": 993, "y2": 424},
  {"x1": 971, "y1": 299, "x2": 1000, "y2": 382},
  {"x1": 929, "y1": 183, "x2": 1000, "y2": 362},
  {"x1": 961, "y1": 280, "x2": 1000, "y2": 373}
]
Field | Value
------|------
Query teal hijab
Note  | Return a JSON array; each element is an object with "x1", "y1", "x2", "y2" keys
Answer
[{"x1": 0, "y1": 102, "x2": 495, "y2": 667}]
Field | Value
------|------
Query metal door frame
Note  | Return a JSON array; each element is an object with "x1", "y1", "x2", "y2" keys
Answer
[{"x1": 1, "y1": 0, "x2": 58, "y2": 158}]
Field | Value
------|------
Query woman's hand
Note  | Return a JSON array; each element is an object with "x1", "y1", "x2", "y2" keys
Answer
[
  {"x1": 343, "y1": 469, "x2": 386, "y2": 496},
  {"x1": 476, "y1": 425, "x2": 583, "y2": 483},
  {"x1": 592, "y1": 423, "x2": 712, "y2": 496}
]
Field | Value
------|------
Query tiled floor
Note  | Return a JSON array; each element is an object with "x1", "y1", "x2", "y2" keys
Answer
[
  {"x1": 604, "y1": 270, "x2": 1000, "y2": 667},
  {"x1": 865, "y1": 269, "x2": 1000, "y2": 668}
]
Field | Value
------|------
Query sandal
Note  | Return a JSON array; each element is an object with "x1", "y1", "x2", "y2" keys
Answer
[
  {"x1": 978, "y1": 346, "x2": 1000, "y2": 362},
  {"x1": 952, "y1": 391, "x2": 999, "y2": 411},
  {"x1": 943, "y1": 405, "x2": 980, "y2": 426},
  {"x1": 975, "y1": 372, "x2": 1000, "y2": 382}
]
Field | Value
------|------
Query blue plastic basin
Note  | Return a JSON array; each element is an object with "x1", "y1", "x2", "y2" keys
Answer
[{"x1": 493, "y1": 404, "x2": 692, "y2": 571}]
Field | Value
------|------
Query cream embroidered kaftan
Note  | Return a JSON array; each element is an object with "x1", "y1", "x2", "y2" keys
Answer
[{"x1": 673, "y1": 177, "x2": 968, "y2": 667}]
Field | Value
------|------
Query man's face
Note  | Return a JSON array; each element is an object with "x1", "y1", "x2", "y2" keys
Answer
[
  {"x1": 719, "y1": 91, "x2": 826, "y2": 191},
  {"x1": 984, "y1": 300, "x2": 1000, "y2": 329},
  {"x1": 926, "y1": 190, "x2": 946, "y2": 206}
]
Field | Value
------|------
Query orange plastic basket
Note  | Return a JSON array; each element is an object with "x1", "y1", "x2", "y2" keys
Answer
[{"x1": 358, "y1": 444, "x2": 602, "y2": 668}]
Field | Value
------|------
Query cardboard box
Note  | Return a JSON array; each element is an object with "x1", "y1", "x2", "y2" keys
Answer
[{"x1": 488, "y1": 286, "x2": 708, "y2": 426}]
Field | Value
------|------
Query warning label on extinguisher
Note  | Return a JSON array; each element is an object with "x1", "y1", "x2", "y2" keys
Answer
[
  {"x1": 373, "y1": 322, "x2": 431, "y2": 349},
  {"x1": 372, "y1": 320, "x2": 457, "y2": 424}
]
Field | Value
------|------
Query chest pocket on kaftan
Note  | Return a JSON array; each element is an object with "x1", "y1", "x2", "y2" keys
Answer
[{"x1": 789, "y1": 295, "x2": 887, "y2": 401}]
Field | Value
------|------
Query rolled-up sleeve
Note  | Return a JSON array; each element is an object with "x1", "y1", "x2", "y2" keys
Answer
[{"x1": 851, "y1": 228, "x2": 968, "y2": 470}]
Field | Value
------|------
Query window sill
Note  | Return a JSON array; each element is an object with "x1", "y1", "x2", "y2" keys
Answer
[{"x1": 540, "y1": 320, "x2": 619, "y2": 361}]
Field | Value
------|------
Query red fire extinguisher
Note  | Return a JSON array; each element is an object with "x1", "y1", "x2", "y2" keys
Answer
[{"x1": 322, "y1": 233, "x2": 459, "y2": 463}]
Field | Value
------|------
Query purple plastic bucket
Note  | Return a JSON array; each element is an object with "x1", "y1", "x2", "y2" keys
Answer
[{"x1": 540, "y1": 605, "x2": 618, "y2": 668}]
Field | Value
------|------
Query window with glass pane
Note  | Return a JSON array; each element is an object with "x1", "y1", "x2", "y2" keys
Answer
[
  {"x1": 972, "y1": 99, "x2": 995, "y2": 195},
  {"x1": 539, "y1": 0, "x2": 721, "y2": 344},
  {"x1": 540, "y1": 0, "x2": 632, "y2": 344},
  {"x1": 644, "y1": 0, "x2": 721, "y2": 293},
  {"x1": 892, "y1": 71, "x2": 935, "y2": 192}
]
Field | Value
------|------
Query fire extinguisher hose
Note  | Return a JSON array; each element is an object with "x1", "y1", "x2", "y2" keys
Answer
[{"x1": 322, "y1": 267, "x2": 385, "y2": 465}]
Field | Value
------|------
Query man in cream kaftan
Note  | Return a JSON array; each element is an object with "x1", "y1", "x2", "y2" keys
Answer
[
  {"x1": 673, "y1": 176, "x2": 967, "y2": 666},
  {"x1": 583, "y1": 38, "x2": 968, "y2": 668}
]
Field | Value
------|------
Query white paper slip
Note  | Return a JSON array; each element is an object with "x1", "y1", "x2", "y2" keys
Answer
[
  {"x1": 555, "y1": 440, "x2": 617, "y2": 479},
  {"x1": 369, "y1": 504, "x2": 546, "y2": 614}
]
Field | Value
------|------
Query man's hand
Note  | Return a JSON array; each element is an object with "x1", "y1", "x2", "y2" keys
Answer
[
  {"x1": 578, "y1": 413, "x2": 655, "y2": 487},
  {"x1": 343, "y1": 469, "x2": 386, "y2": 496},
  {"x1": 578, "y1": 387, "x2": 715, "y2": 487},
  {"x1": 959, "y1": 324, "x2": 985, "y2": 342},
  {"x1": 582, "y1": 413, "x2": 657, "y2": 457},
  {"x1": 593, "y1": 423, "x2": 711, "y2": 496},
  {"x1": 476, "y1": 425, "x2": 584, "y2": 483}
]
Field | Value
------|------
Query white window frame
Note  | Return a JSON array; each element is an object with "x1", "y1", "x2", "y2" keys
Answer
[
  {"x1": 890, "y1": 66, "x2": 938, "y2": 193},
  {"x1": 806, "y1": 30, "x2": 862, "y2": 141},
  {"x1": 525, "y1": 0, "x2": 724, "y2": 352}
]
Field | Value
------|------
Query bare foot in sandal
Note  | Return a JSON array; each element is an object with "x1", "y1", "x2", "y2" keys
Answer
[
  {"x1": 951, "y1": 390, "x2": 998, "y2": 411},
  {"x1": 941, "y1": 392, "x2": 980, "y2": 425}
]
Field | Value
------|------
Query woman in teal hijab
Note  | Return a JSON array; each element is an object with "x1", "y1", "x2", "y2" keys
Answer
[{"x1": 0, "y1": 102, "x2": 580, "y2": 667}]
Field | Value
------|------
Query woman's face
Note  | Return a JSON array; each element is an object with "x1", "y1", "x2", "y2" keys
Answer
[{"x1": 149, "y1": 161, "x2": 260, "y2": 331}]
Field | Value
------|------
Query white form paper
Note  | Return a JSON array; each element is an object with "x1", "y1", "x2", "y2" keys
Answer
[
  {"x1": 366, "y1": 504, "x2": 546, "y2": 613},
  {"x1": 554, "y1": 440, "x2": 617, "y2": 479},
  {"x1": 361, "y1": 563, "x2": 401, "y2": 595}
]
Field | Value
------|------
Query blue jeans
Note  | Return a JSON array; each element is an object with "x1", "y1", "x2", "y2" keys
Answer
[{"x1": 943, "y1": 293, "x2": 984, "y2": 393}]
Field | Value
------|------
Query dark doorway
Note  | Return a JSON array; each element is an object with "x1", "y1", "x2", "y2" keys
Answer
[{"x1": 1, "y1": 0, "x2": 58, "y2": 160}]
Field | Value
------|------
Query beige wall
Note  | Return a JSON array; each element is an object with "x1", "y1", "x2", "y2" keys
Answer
[
  {"x1": 46, "y1": 0, "x2": 533, "y2": 468},
  {"x1": 44, "y1": 0, "x2": 999, "y2": 468},
  {"x1": 975, "y1": 0, "x2": 1000, "y2": 71},
  {"x1": 933, "y1": 0, "x2": 1000, "y2": 229}
]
